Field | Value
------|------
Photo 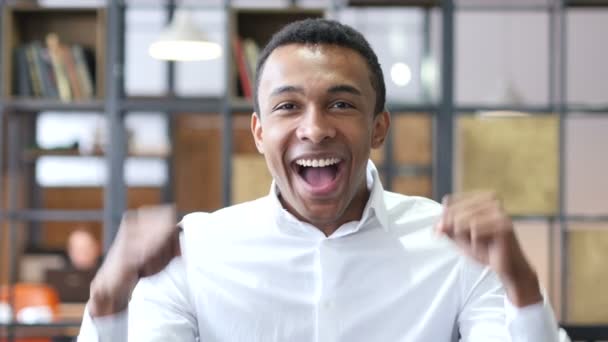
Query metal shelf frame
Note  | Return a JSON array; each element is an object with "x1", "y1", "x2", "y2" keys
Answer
[
  {"x1": 1, "y1": 209, "x2": 104, "y2": 222},
  {"x1": 3, "y1": 99, "x2": 105, "y2": 112},
  {"x1": 0, "y1": 322, "x2": 81, "y2": 328}
]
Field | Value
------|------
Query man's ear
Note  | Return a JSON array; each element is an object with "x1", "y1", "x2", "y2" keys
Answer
[
  {"x1": 371, "y1": 111, "x2": 391, "y2": 148},
  {"x1": 251, "y1": 112, "x2": 264, "y2": 154}
]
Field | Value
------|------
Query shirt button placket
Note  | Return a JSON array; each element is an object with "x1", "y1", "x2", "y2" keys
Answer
[{"x1": 316, "y1": 239, "x2": 337, "y2": 342}]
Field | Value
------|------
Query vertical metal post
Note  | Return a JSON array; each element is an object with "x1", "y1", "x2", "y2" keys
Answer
[
  {"x1": 548, "y1": 0, "x2": 558, "y2": 317},
  {"x1": 103, "y1": 0, "x2": 126, "y2": 252},
  {"x1": 421, "y1": 8, "x2": 432, "y2": 103},
  {"x1": 26, "y1": 114, "x2": 41, "y2": 247},
  {"x1": 221, "y1": 0, "x2": 232, "y2": 207},
  {"x1": 415, "y1": 7, "x2": 432, "y2": 195},
  {"x1": 549, "y1": 1, "x2": 556, "y2": 107},
  {"x1": 0, "y1": 0, "x2": 5, "y2": 249},
  {"x1": 166, "y1": 1, "x2": 176, "y2": 94},
  {"x1": 164, "y1": 115, "x2": 176, "y2": 205},
  {"x1": 433, "y1": 0, "x2": 454, "y2": 201},
  {"x1": 557, "y1": 0, "x2": 568, "y2": 322},
  {"x1": 0, "y1": 0, "x2": 5, "y2": 220},
  {"x1": 547, "y1": 216, "x2": 556, "y2": 316},
  {"x1": 0, "y1": 5, "x2": 10, "y2": 341},
  {"x1": 0, "y1": 0, "x2": 4, "y2": 105},
  {"x1": 162, "y1": 0, "x2": 176, "y2": 204},
  {"x1": 0, "y1": 116, "x2": 3, "y2": 324},
  {"x1": 7, "y1": 116, "x2": 19, "y2": 342}
]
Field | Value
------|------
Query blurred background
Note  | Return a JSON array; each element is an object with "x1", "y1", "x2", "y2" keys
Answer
[{"x1": 0, "y1": 0, "x2": 607, "y2": 341}]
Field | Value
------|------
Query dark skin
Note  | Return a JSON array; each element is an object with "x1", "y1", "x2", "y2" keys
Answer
[
  {"x1": 87, "y1": 43, "x2": 541, "y2": 317},
  {"x1": 436, "y1": 192, "x2": 542, "y2": 307},
  {"x1": 251, "y1": 44, "x2": 390, "y2": 237}
]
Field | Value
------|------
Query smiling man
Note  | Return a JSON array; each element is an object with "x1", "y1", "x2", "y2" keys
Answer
[
  {"x1": 252, "y1": 41, "x2": 388, "y2": 238},
  {"x1": 78, "y1": 19, "x2": 562, "y2": 341}
]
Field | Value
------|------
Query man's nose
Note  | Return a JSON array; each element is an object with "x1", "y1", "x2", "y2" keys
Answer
[{"x1": 296, "y1": 107, "x2": 336, "y2": 144}]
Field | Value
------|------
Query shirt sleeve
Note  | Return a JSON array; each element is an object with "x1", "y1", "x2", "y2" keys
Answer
[
  {"x1": 458, "y1": 259, "x2": 560, "y2": 342},
  {"x1": 77, "y1": 306, "x2": 128, "y2": 342},
  {"x1": 505, "y1": 298, "x2": 564, "y2": 342},
  {"x1": 76, "y1": 257, "x2": 198, "y2": 342}
]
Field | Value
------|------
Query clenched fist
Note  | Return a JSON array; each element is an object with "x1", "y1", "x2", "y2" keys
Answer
[
  {"x1": 435, "y1": 192, "x2": 543, "y2": 307},
  {"x1": 88, "y1": 205, "x2": 180, "y2": 317}
]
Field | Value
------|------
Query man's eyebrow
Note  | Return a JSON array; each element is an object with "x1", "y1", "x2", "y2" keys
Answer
[
  {"x1": 327, "y1": 84, "x2": 362, "y2": 96},
  {"x1": 270, "y1": 85, "x2": 305, "y2": 97}
]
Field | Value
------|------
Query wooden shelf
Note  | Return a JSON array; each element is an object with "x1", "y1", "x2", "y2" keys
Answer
[
  {"x1": 122, "y1": 96, "x2": 223, "y2": 113},
  {"x1": 230, "y1": 8, "x2": 324, "y2": 99},
  {"x1": 4, "y1": 209, "x2": 104, "y2": 222},
  {"x1": 0, "y1": 321, "x2": 81, "y2": 338},
  {"x1": 4, "y1": 98, "x2": 104, "y2": 112},
  {"x1": 348, "y1": 0, "x2": 439, "y2": 7},
  {"x1": 122, "y1": 96, "x2": 256, "y2": 114},
  {"x1": 2, "y1": 5, "x2": 106, "y2": 99},
  {"x1": 230, "y1": 97, "x2": 254, "y2": 113}
]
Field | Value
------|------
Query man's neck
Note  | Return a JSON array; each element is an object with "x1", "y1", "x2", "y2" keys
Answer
[
  {"x1": 318, "y1": 185, "x2": 370, "y2": 237},
  {"x1": 278, "y1": 182, "x2": 371, "y2": 237}
]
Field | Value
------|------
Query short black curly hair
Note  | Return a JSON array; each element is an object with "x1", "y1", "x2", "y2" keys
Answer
[{"x1": 253, "y1": 18, "x2": 386, "y2": 116}]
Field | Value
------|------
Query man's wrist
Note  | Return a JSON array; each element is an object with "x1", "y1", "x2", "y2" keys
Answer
[
  {"x1": 502, "y1": 268, "x2": 543, "y2": 308},
  {"x1": 88, "y1": 267, "x2": 138, "y2": 317},
  {"x1": 88, "y1": 289, "x2": 129, "y2": 317}
]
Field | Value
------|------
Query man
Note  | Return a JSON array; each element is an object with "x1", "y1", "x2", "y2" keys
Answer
[
  {"x1": 78, "y1": 19, "x2": 562, "y2": 341},
  {"x1": 66, "y1": 228, "x2": 102, "y2": 271}
]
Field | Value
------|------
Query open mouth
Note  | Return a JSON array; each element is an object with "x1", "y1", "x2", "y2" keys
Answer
[{"x1": 293, "y1": 157, "x2": 343, "y2": 194}]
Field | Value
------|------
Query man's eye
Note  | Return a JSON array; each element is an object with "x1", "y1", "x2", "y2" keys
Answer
[
  {"x1": 276, "y1": 103, "x2": 296, "y2": 110},
  {"x1": 331, "y1": 101, "x2": 353, "y2": 109}
]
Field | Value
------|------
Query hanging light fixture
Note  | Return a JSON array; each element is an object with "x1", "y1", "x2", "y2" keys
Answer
[{"x1": 149, "y1": 9, "x2": 222, "y2": 61}]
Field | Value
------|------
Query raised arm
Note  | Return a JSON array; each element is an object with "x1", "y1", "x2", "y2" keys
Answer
[
  {"x1": 77, "y1": 205, "x2": 197, "y2": 341},
  {"x1": 436, "y1": 192, "x2": 560, "y2": 341}
]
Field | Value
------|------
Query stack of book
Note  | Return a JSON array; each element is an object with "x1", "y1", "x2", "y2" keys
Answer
[
  {"x1": 232, "y1": 36, "x2": 260, "y2": 100},
  {"x1": 13, "y1": 33, "x2": 95, "y2": 101}
]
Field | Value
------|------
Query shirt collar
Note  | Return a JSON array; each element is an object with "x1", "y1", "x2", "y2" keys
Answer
[{"x1": 267, "y1": 160, "x2": 390, "y2": 237}]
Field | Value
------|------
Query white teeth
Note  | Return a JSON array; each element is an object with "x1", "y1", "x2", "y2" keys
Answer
[{"x1": 295, "y1": 158, "x2": 341, "y2": 167}]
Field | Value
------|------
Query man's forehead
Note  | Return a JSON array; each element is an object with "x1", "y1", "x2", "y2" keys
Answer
[
  {"x1": 257, "y1": 43, "x2": 376, "y2": 109},
  {"x1": 261, "y1": 43, "x2": 371, "y2": 88},
  {"x1": 267, "y1": 43, "x2": 360, "y2": 63}
]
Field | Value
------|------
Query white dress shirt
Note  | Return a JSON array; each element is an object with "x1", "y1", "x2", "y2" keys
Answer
[{"x1": 78, "y1": 161, "x2": 561, "y2": 342}]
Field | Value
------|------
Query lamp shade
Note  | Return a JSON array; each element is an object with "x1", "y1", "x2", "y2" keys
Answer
[{"x1": 149, "y1": 10, "x2": 222, "y2": 61}]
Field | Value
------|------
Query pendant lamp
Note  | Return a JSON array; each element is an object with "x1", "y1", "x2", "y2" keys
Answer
[{"x1": 149, "y1": 9, "x2": 222, "y2": 61}]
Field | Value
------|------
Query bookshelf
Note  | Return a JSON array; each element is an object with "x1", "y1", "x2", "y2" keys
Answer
[
  {"x1": 230, "y1": 8, "x2": 324, "y2": 101},
  {"x1": 1, "y1": 6, "x2": 105, "y2": 100}
]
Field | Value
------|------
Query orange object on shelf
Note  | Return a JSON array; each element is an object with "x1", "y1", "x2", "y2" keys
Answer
[{"x1": 0, "y1": 283, "x2": 60, "y2": 342}]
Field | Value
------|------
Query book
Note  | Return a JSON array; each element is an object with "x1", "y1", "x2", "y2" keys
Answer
[
  {"x1": 72, "y1": 45, "x2": 94, "y2": 99},
  {"x1": 24, "y1": 45, "x2": 42, "y2": 97},
  {"x1": 13, "y1": 36, "x2": 95, "y2": 100},
  {"x1": 14, "y1": 46, "x2": 32, "y2": 97},
  {"x1": 232, "y1": 36, "x2": 252, "y2": 99},
  {"x1": 31, "y1": 41, "x2": 59, "y2": 99},
  {"x1": 61, "y1": 43, "x2": 83, "y2": 100},
  {"x1": 46, "y1": 33, "x2": 72, "y2": 102},
  {"x1": 242, "y1": 38, "x2": 259, "y2": 85}
]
